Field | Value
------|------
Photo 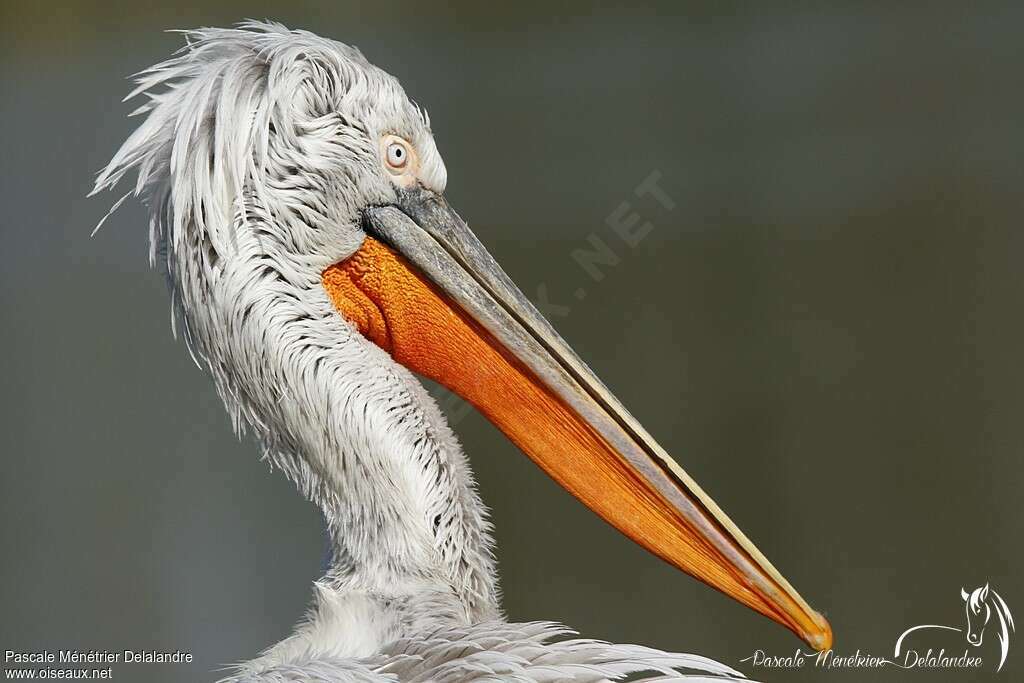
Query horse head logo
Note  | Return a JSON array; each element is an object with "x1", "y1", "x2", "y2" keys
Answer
[
  {"x1": 961, "y1": 583, "x2": 1014, "y2": 669},
  {"x1": 963, "y1": 584, "x2": 992, "y2": 645},
  {"x1": 896, "y1": 582, "x2": 1014, "y2": 672}
]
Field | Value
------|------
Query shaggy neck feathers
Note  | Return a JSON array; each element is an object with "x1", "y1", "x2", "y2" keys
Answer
[{"x1": 91, "y1": 21, "x2": 500, "y2": 662}]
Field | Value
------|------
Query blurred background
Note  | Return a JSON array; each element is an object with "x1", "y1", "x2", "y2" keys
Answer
[{"x1": 1, "y1": 2, "x2": 1022, "y2": 681}]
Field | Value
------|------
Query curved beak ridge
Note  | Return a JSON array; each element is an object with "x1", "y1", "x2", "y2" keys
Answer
[{"x1": 319, "y1": 188, "x2": 831, "y2": 651}]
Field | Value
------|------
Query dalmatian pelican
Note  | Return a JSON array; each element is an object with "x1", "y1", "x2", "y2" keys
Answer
[{"x1": 92, "y1": 21, "x2": 832, "y2": 682}]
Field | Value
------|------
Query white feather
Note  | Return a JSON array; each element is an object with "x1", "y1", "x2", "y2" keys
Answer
[{"x1": 94, "y1": 21, "x2": 745, "y2": 683}]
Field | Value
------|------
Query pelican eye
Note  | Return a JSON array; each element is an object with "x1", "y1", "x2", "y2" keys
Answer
[
  {"x1": 381, "y1": 135, "x2": 414, "y2": 174},
  {"x1": 387, "y1": 143, "x2": 407, "y2": 167}
]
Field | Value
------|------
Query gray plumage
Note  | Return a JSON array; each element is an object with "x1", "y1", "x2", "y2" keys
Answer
[
  {"x1": 221, "y1": 622, "x2": 745, "y2": 683},
  {"x1": 93, "y1": 21, "x2": 751, "y2": 683}
]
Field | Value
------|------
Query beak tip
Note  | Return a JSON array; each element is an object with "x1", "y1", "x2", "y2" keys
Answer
[{"x1": 803, "y1": 610, "x2": 833, "y2": 651}]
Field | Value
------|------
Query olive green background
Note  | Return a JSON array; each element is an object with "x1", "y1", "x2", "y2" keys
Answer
[{"x1": 1, "y1": 2, "x2": 1021, "y2": 682}]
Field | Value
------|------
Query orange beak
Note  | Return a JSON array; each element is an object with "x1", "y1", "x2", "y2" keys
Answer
[{"x1": 321, "y1": 189, "x2": 832, "y2": 651}]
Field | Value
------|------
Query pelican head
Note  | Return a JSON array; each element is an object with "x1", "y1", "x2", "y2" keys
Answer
[{"x1": 94, "y1": 21, "x2": 831, "y2": 658}]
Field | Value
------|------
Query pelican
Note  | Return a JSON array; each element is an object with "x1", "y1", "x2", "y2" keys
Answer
[{"x1": 93, "y1": 21, "x2": 832, "y2": 682}]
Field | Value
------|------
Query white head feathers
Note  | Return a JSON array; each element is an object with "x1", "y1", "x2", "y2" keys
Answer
[{"x1": 92, "y1": 20, "x2": 446, "y2": 351}]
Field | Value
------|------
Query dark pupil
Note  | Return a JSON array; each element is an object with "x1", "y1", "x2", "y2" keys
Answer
[{"x1": 394, "y1": 147, "x2": 403, "y2": 158}]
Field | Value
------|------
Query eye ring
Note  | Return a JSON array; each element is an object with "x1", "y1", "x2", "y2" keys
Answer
[{"x1": 382, "y1": 135, "x2": 414, "y2": 174}]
